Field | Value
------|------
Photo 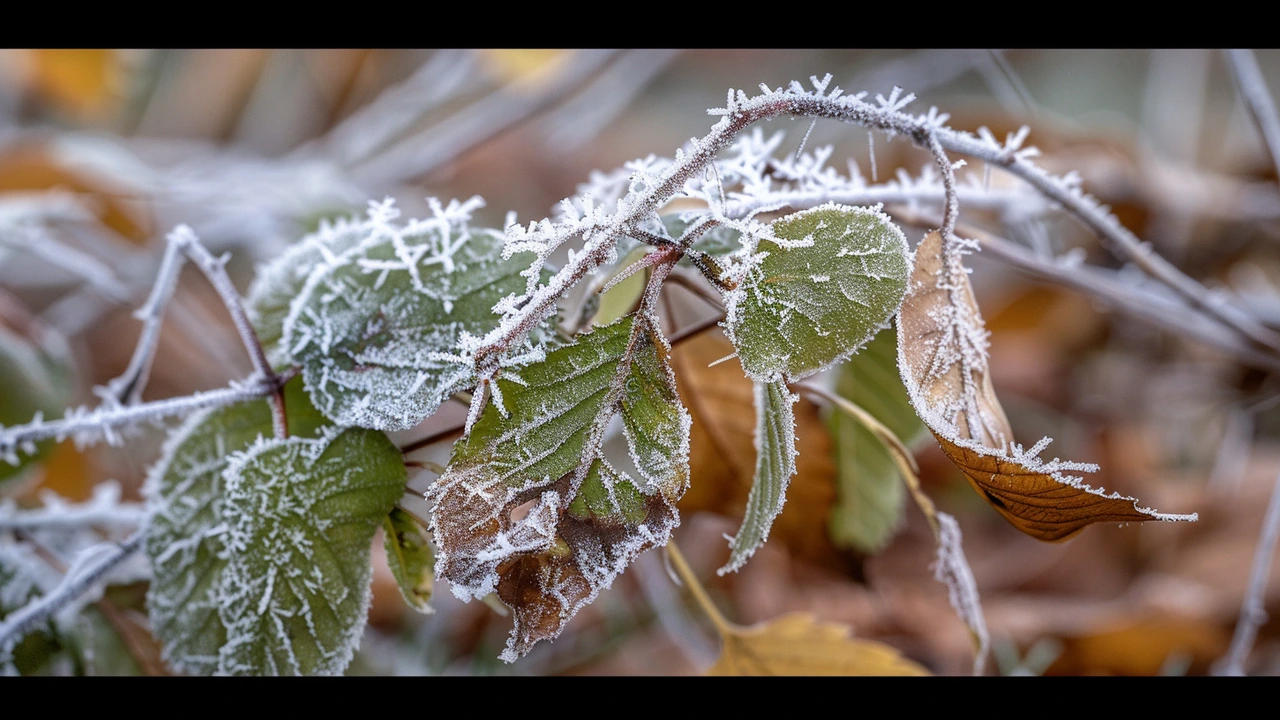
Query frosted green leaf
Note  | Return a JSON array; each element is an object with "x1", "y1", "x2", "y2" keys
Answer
[
  {"x1": 724, "y1": 203, "x2": 910, "y2": 382},
  {"x1": 1, "y1": 539, "x2": 61, "y2": 674},
  {"x1": 431, "y1": 314, "x2": 690, "y2": 662},
  {"x1": 382, "y1": 507, "x2": 434, "y2": 614},
  {"x1": 718, "y1": 380, "x2": 797, "y2": 575},
  {"x1": 661, "y1": 214, "x2": 742, "y2": 258},
  {"x1": 217, "y1": 426, "x2": 404, "y2": 676},
  {"x1": 246, "y1": 217, "x2": 369, "y2": 369},
  {"x1": 0, "y1": 323, "x2": 72, "y2": 489},
  {"x1": 284, "y1": 224, "x2": 552, "y2": 431},
  {"x1": 144, "y1": 378, "x2": 329, "y2": 676},
  {"x1": 828, "y1": 326, "x2": 927, "y2": 552}
]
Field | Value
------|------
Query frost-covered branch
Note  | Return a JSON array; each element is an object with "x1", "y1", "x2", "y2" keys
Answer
[
  {"x1": 893, "y1": 209, "x2": 1280, "y2": 374},
  {"x1": 100, "y1": 225, "x2": 287, "y2": 436},
  {"x1": 0, "y1": 377, "x2": 277, "y2": 463},
  {"x1": 1215, "y1": 465, "x2": 1280, "y2": 676},
  {"x1": 0, "y1": 530, "x2": 144, "y2": 654},
  {"x1": 1225, "y1": 49, "x2": 1280, "y2": 188},
  {"x1": 0, "y1": 483, "x2": 144, "y2": 533}
]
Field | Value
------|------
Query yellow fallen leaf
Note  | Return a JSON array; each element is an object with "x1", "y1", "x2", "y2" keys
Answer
[
  {"x1": 20, "y1": 49, "x2": 123, "y2": 118},
  {"x1": 897, "y1": 231, "x2": 1195, "y2": 541},
  {"x1": 479, "y1": 50, "x2": 568, "y2": 89},
  {"x1": 709, "y1": 612, "x2": 929, "y2": 676}
]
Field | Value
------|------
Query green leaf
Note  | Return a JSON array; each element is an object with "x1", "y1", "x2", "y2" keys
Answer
[
  {"x1": 432, "y1": 313, "x2": 690, "y2": 661},
  {"x1": 724, "y1": 203, "x2": 909, "y2": 382},
  {"x1": 0, "y1": 322, "x2": 73, "y2": 490},
  {"x1": 284, "y1": 222, "x2": 552, "y2": 431},
  {"x1": 828, "y1": 326, "x2": 927, "y2": 552},
  {"x1": 144, "y1": 377, "x2": 330, "y2": 676},
  {"x1": 0, "y1": 538, "x2": 62, "y2": 674},
  {"x1": 719, "y1": 380, "x2": 798, "y2": 575},
  {"x1": 217, "y1": 426, "x2": 404, "y2": 676},
  {"x1": 246, "y1": 217, "x2": 368, "y2": 369},
  {"x1": 661, "y1": 214, "x2": 742, "y2": 258},
  {"x1": 382, "y1": 507, "x2": 434, "y2": 614}
]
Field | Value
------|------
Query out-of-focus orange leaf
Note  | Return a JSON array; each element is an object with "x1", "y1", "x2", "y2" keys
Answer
[
  {"x1": 708, "y1": 612, "x2": 929, "y2": 676},
  {"x1": 0, "y1": 145, "x2": 151, "y2": 243},
  {"x1": 897, "y1": 230, "x2": 1195, "y2": 541},
  {"x1": 672, "y1": 330, "x2": 842, "y2": 569},
  {"x1": 1046, "y1": 615, "x2": 1228, "y2": 676},
  {"x1": 19, "y1": 49, "x2": 122, "y2": 119}
]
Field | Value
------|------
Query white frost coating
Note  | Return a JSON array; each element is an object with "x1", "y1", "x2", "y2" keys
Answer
[
  {"x1": 430, "y1": 314, "x2": 689, "y2": 661},
  {"x1": 214, "y1": 427, "x2": 401, "y2": 675},
  {"x1": 279, "y1": 197, "x2": 552, "y2": 431},
  {"x1": 896, "y1": 230, "x2": 1198, "y2": 529},
  {"x1": 718, "y1": 380, "x2": 799, "y2": 575},
  {"x1": 723, "y1": 202, "x2": 911, "y2": 383},
  {"x1": 933, "y1": 512, "x2": 990, "y2": 676},
  {"x1": 0, "y1": 481, "x2": 144, "y2": 532}
]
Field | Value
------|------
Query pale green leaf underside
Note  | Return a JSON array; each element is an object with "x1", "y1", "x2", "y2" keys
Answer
[
  {"x1": 145, "y1": 379, "x2": 328, "y2": 676},
  {"x1": 719, "y1": 379, "x2": 797, "y2": 575},
  {"x1": 829, "y1": 326, "x2": 928, "y2": 552},
  {"x1": 382, "y1": 507, "x2": 435, "y2": 614},
  {"x1": 433, "y1": 314, "x2": 689, "y2": 661},
  {"x1": 726, "y1": 203, "x2": 910, "y2": 381},
  {"x1": 286, "y1": 228, "x2": 550, "y2": 431}
]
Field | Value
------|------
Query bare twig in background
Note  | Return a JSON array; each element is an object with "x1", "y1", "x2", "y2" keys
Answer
[
  {"x1": 540, "y1": 49, "x2": 681, "y2": 152},
  {"x1": 1215, "y1": 466, "x2": 1280, "y2": 675},
  {"x1": 353, "y1": 49, "x2": 620, "y2": 186},
  {"x1": 1226, "y1": 49, "x2": 1280, "y2": 184},
  {"x1": 299, "y1": 49, "x2": 478, "y2": 167},
  {"x1": 894, "y1": 208, "x2": 1280, "y2": 374}
]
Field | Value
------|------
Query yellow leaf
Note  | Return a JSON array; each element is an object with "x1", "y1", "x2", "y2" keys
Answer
[
  {"x1": 897, "y1": 231, "x2": 1195, "y2": 541},
  {"x1": 21, "y1": 49, "x2": 122, "y2": 118},
  {"x1": 709, "y1": 612, "x2": 929, "y2": 676},
  {"x1": 479, "y1": 50, "x2": 568, "y2": 89}
]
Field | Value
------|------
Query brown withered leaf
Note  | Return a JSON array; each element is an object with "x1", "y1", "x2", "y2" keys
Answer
[
  {"x1": 897, "y1": 230, "x2": 1195, "y2": 541},
  {"x1": 709, "y1": 612, "x2": 929, "y2": 676}
]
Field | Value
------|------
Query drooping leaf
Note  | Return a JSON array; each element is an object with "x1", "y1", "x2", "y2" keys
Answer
[
  {"x1": 708, "y1": 612, "x2": 929, "y2": 676},
  {"x1": 897, "y1": 230, "x2": 1195, "y2": 541},
  {"x1": 718, "y1": 380, "x2": 797, "y2": 575},
  {"x1": 725, "y1": 203, "x2": 910, "y2": 382},
  {"x1": 283, "y1": 209, "x2": 552, "y2": 431},
  {"x1": 216, "y1": 427, "x2": 404, "y2": 676},
  {"x1": 0, "y1": 538, "x2": 63, "y2": 674},
  {"x1": 246, "y1": 215, "x2": 369, "y2": 368},
  {"x1": 382, "y1": 507, "x2": 434, "y2": 614},
  {"x1": 144, "y1": 377, "x2": 328, "y2": 675},
  {"x1": 828, "y1": 326, "x2": 926, "y2": 552},
  {"x1": 673, "y1": 330, "x2": 841, "y2": 571},
  {"x1": 0, "y1": 318, "x2": 74, "y2": 490},
  {"x1": 430, "y1": 314, "x2": 690, "y2": 661}
]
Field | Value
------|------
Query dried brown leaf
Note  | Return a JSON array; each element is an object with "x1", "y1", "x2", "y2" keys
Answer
[
  {"x1": 708, "y1": 612, "x2": 929, "y2": 676},
  {"x1": 898, "y1": 231, "x2": 1195, "y2": 541}
]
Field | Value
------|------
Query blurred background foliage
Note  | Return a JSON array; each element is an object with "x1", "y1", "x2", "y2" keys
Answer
[{"x1": 1, "y1": 48, "x2": 1279, "y2": 675}]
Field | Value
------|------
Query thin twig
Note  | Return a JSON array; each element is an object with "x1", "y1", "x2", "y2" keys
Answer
[
  {"x1": 894, "y1": 208, "x2": 1280, "y2": 374},
  {"x1": 665, "y1": 541, "x2": 734, "y2": 637},
  {"x1": 353, "y1": 49, "x2": 619, "y2": 186},
  {"x1": 794, "y1": 381, "x2": 990, "y2": 675},
  {"x1": 1215, "y1": 465, "x2": 1280, "y2": 676},
  {"x1": 0, "y1": 378, "x2": 277, "y2": 460},
  {"x1": 1225, "y1": 49, "x2": 1280, "y2": 188},
  {"x1": 0, "y1": 530, "x2": 145, "y2": 653}
]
